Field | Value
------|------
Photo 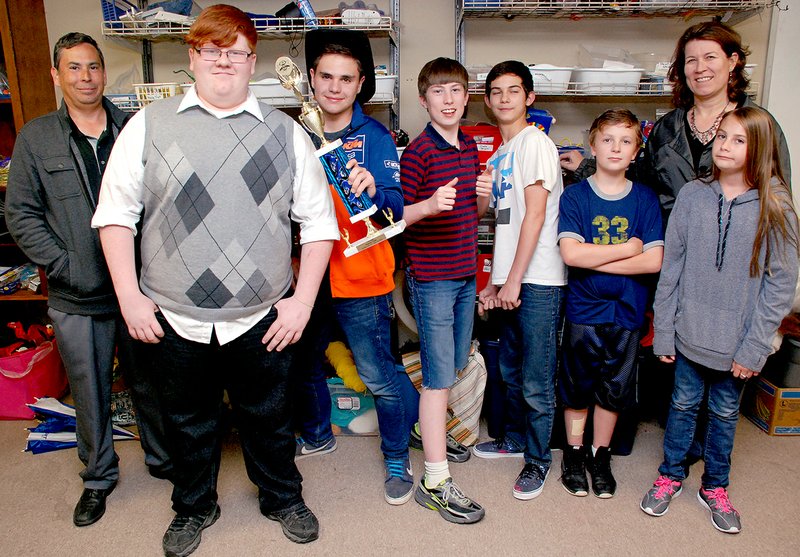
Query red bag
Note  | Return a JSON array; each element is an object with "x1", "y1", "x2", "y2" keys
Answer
[{"x1": 0, "y1": 339, "x2": 69, "y2": 419}]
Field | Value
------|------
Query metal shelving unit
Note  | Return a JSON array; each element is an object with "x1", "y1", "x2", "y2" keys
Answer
[
  {"x1": 466, "y1": 79, "x2": 759, "y2": 98},
  {"x1": 101, "y1": 2, "x2": 401, "y2": 127},
  {"x1": 458, "y1": 1, "x2": 772, "y2": 21},
  {"x1": 108, "y1": 92, "x2": 398, "y2": 113},
  {"x1": 456, "y1": 1, "x2": 775, "y2": 98},
  {"x1": 102, "y1": 15, "x2": 396, "y2": 41}
]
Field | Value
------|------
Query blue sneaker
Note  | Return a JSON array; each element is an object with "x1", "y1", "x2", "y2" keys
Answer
[
  {"x1": 384, "y1": 457, "x2": 414, "y2": 505},
  {"x1": 513, "y1": 462, "x2": 550, "y2": 500},
  {"x1": 472, "y1": 437, "x2": 524, "y2": 459},
  {"x1": 295, "y1": 436, "x2": 337, "y2": 460}
]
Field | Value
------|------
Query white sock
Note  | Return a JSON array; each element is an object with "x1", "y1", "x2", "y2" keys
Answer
[
  {"x1": 424, "y1": 460, "x2": 450, "y2": 489},
  {"x1": 591, "y1": 445, "x2": 598, "y2": 456}
]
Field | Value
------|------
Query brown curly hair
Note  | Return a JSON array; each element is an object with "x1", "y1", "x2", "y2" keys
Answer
[{"x1": 668, "y1": 21, "x2": 750, "y2": 109}]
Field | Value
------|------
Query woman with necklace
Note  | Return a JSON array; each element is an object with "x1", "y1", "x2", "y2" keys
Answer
[{"x1": 562, "y1": 21, "x2": 791, "y2": 221}]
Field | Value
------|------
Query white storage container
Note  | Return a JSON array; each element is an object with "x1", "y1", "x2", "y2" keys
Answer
[
  {"x1": 528, "y1": 65, "x2": 573, "y2": 94},
  {"x1": 373, "y1": 75, "x2": 397, "y2": 102},
  {"x1": 571, "y1": 68, "x2": 644, "y2": 94},
  {"x1": 249, "y1": 78, "x2": 307, "y2": 102}
]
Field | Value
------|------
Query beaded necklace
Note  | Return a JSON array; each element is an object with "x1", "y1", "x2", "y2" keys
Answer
[{"x1": 689, "y1": 102, "x2": 731, "y2": 145}]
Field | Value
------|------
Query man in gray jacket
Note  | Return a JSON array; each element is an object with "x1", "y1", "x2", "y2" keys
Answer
[{"x1": 5, "y1": 32, "x2": 170, "y2": 527}]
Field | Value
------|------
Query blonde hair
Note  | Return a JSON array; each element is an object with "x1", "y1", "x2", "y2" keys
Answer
[{"x1": 714, "y1": 107, "x2": 798, "y2": 276}]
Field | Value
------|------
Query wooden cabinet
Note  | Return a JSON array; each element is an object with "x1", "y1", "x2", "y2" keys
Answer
[
  {"x1": 1, "y1": 0, "x2": 55, "y2": 303},
  {"x1": 0, "y1": 0, "x2": 57, "y2": 159}
]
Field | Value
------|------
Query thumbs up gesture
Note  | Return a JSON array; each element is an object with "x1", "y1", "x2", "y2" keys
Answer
[
  {"x1": 428, "y1": 177, "x2": 458, "y2": 214},
  {"x1": 476, "y1": 164, "x2": 493, "y2": 198}
]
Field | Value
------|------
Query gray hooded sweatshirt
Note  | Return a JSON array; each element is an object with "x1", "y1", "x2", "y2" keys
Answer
[{"x1": 653, "y1": 178, "x2": 798, "y2": 372}]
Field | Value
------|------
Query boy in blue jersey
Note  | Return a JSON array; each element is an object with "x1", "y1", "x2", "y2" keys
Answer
[{"x1": 557, "y1": 109, "x2": 664, "y2": 498}]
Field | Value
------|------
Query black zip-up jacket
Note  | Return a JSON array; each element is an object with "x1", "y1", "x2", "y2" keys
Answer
[
  {"x1": 573, "y1": 97, "x2": 791, "y2": 216},
  {"x1": 5, "y1": 99, "x2": 129, "y2": 315}
]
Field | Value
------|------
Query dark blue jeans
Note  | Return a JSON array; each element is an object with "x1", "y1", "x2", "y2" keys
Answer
[
  {"x1": 333, "y1": 294, "x2": 414, "y2": 459},
  {"x1": 498, "y1": 283, "x2": 564, "y2": 468},
  {"x1": 151, "y1": 310, "x2": 302, "y2": 515},
  {"x1": 659, "y1": 352, "x2": 745, "y2": 488}
]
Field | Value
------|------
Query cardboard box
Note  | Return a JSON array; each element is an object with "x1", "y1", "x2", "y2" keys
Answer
[{"x1": 744, "y1": 376, "x2": 800, "y2": 435}]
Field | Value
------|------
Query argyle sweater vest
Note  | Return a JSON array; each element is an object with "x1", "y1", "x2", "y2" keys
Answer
[{"x1": 140, "y1": 97, "x2": 298, "y2": 321}]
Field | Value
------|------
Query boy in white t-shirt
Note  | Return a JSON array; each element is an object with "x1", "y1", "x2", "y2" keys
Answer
[{"x1": 473, "y1": 60, "x2": 567, "y2": 501}]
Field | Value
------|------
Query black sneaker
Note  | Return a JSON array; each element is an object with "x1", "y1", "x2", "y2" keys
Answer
[
  {"x1": 265, "y1": 501, "x2": 319, "y2": 543},
  {"x1": 408, "y1": 422, "x2": 471, "y2": 463},
  {"x1": 587, "y1": 446, "x2": 616, "y2": 498},
  {"x1": 162, "y1": 504, "x2": 220, "y2": 557},
  {"x1": 560, "y1": 446, "x2": 589, "y2": 497}
]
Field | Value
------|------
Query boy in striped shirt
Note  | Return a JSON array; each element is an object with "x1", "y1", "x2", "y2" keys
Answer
[{"x1": 400, "y1": 57, "x2": 491, "y2": 524}]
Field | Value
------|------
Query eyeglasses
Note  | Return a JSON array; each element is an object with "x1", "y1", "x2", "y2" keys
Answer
[{"x1": 194, "y1": 47, "x2": 253, "y2": 64}]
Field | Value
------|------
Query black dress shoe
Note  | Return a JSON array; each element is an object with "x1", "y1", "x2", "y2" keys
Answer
[{"x1": 73, "y1": 484, "x2": 115, "y2": 527}]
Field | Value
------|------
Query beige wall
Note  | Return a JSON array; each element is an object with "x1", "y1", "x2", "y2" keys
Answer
[
  {"x1": 765, "y1": 5, "x2": 799, "y2": 188},
  {"x1": 42, "y1": 0, "x2": 779, "y2": 146}
]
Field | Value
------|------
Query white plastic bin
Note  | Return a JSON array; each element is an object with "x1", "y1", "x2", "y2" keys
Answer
[
  {"x1": 571, "y1": 68, "x2": 644, "y2": 94},
  {"x1": 528, "y1": 65, "x2": 573, "y2": 94}
]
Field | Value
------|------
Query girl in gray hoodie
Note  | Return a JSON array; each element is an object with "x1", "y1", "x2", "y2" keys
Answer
[{"x1": 640, "y1": 107, "x2": 799, "y2": 534}]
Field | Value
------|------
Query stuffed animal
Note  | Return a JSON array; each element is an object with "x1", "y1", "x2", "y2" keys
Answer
[{"x1": 325, "y1": 341, "x2": 366, "y2": 392}]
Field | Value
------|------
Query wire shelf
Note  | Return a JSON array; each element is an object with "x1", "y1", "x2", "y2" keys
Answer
[
  {"x1": 467, "y1": 79, "x2": 759, "y2": 97},
  {"x1": 459, "y1": 1, "x2": 772, "y2": 19},
  {"x1": 102, "y1": 15, "x2": 396, "y2": 41},
  {"x1": 108, "y1": 92, "x2": 396, "y2": 113}
]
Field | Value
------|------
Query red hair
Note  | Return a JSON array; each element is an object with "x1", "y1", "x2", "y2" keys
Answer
[{"x1": 186, "y1": 4, "x2": 257, "y2": 52}]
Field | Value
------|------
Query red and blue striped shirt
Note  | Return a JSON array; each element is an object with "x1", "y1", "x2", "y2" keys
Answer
[{"x1": 400, "y1": 123, "x2": 480, "y2": 281}]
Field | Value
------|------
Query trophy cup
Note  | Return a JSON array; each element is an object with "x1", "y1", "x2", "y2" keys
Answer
[{"x1": 275, "y1": 56, "x2": 405, "y2": 257}]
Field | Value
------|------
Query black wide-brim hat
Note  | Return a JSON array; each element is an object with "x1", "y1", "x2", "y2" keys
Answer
[{"x1": 305, "y1": 28, "x2": 375, "y2": 105}]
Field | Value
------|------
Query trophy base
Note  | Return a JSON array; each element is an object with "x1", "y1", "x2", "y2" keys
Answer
[{"x1": 343, "y1": 220, "x2": 406, "y2": 258}]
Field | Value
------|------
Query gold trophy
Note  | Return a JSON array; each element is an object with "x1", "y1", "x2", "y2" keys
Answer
[{"x1": 275, "y1": 56, "x2": 405, "y2": 257}]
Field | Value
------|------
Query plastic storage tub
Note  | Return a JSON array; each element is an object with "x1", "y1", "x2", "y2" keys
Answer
[
  {"x1": 528, "y1": 65, "x2": 573, "y2": 94},
  {"x1": 571, "y1": 68, "x2": 644, "y2": 94},
  {"x1": 249, "y1": 78, "x2": 307, "y2": 102},
  {"x1": 373, "y1": 75, "x2": 397, "y2": 102}
]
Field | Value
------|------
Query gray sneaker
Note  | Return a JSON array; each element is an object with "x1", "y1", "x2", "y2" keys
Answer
[
  {"x1": 409, "y1": 422, "x2": 471, "y2": 463},
  {"x1": 414, "y1": 477, "x2": 485, "y2": 524},
  {"x1": 640, "y1": 475, "x2": 683, "y2": 517},
  {"x1": 472, "y1": 437, "x2": 524, "y2": 459},
  {"x1": 384, "y1": 457, "x2": 414, "y2": 505},
  {"x1": 697, "y1": 487, "x2": 741, "y2": 534},
  {"x1": 513, "y1": 462, "x2": 550, "y2": 500},
  {"x1": 295, "y1": 436, "x2": 337, "y2": 460}
]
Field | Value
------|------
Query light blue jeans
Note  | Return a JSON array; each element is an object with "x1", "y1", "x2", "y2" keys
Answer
[{"x1": 406, "y1": 274, "x2": 476, "y2": 389}]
